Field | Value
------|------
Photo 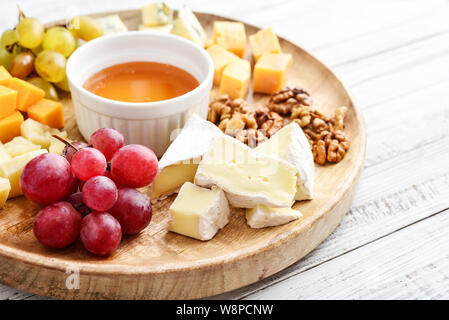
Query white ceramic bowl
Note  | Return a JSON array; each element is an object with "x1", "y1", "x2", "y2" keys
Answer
[{"x1": 66, "y1": 31, "x2": 214, "y2": 157}]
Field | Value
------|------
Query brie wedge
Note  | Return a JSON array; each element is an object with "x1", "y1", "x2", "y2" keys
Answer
[
  {"x1": 171, "y1": 7, "x2": 207, "y2": 47},
  {"x1": 246, "y1": 205, "x2": 302, "y2": 228},
  {"x1": 195, "y1": 135, "x2": 298, "y2": 208},
  {"x1": 256, "y1": 122, "x2": 314, "y2": 200},
  {"x1": 151, "y1": 114, "x2": 224, "y2": 200},
  {"x1": 169, "y1": 182, "x2": 230, "y2": 240}
]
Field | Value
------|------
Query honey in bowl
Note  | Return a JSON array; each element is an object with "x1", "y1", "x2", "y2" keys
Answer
[{"x1": 83, "y1": 61, "x2": 199, "y2": 103}]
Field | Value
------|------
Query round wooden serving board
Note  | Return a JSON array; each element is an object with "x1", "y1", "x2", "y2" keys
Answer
[{"x1": 0, "y1": 10, "x2": 366, "y2": 299}]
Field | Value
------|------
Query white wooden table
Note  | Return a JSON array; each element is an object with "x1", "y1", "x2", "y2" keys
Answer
[{"x1": 1, "y1": 0, "x2": 449, "y2": 300}]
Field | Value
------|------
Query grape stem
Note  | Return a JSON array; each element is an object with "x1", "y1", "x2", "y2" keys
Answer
[
  {"x1": 51, "y1": 135, "x2": 80, "y2": 151},
  {"x1": 17, "y1": 5, "x2": 26, "y2": 20}
]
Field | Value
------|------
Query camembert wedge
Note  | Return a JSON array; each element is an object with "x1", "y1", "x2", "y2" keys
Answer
[
  {"x1": 256, "y1": 122, "x2": 314, "y2": 200},
  {"x1": 151, "y1": 114, "x2": 224, "y2": 200},
  {"x1": 246, "y1": 205, "x2": 302, "y2": 229},
  {"x1": 169, "y1": 182, "x2": 230, "y2": 241},
  {"x1": 195, "y1": 135, "x2": 298, "y2": 208}
]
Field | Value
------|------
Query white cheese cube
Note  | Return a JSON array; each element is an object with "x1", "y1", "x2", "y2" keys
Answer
[
  {"x1": 4, "y1": 136, "x2": 41, "y2": 157},
  {"x1": 169, "y1": 182, "x2": 230, "y2": 240},
  {"x1": 246, "y1": 205, "x2": 302, "y2": 228},
  {"x1": 21, "y1": 118, "x2": 67, "y2": 150},
  {"x1": 0, "y1": 149, "x2": 47, "y2": 198},
  {"x1": 195, "y1": 135, "x2": 298, "y2": 208}
]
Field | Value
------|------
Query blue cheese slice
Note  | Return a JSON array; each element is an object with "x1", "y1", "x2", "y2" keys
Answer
[
  {"x1": 96, "y1": 14, "x2": 128, "y2": 35},
  {"x1": 246, "y1": 205, "x2": 302, "y2": 228},
  {"x1": 169, "y1": 182, "x2": 230, "y2": 240},
  {"x1": 171, "y1": 7, "x2": 206, "y2": 47},
  {"x1": 142, "y1": 2, "x2": 173, "y2": 26},
  {"x1": 195, "y1": 135, "x2": 298, "y2": 208}
]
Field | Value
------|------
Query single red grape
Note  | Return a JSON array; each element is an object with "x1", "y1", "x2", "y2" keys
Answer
[
  {"x1": 82, "y1": 176, "x2": 118, "y2": 211},
  {"x1": 64, "y1": 141, "x2": 89, "y2": 163},
  {"x1": 34, "y1": 202, "x2": 82, "y2": 248},
  {"x1": 67, "y1": 192, "x2": 91, "y2": 216},
  {"x1": 109, "y1": 188, "x2": 152, "y2": 235},
  {"x1": 111, "y1": 144, "x2": 158, "y2": 188},
  {"x1": 21, "y1": 153, "x2": 73, "y2": 204},
  {"x1": 66, "y1": 171, "x2": 79, "y2": 196},
  {"x1": 89, "y1": 128, "x2": 125, "y2": 161},
  {"x1": 80, "y1": 212, "x2": 122, "y2": 255},
  {"x1": 71, "y1": 147, "x2": 107, "y2": 181}
]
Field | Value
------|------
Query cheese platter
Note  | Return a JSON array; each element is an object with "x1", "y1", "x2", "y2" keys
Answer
[{"x1": 0, "y1": 6, "x2": 366, "y2": 299}]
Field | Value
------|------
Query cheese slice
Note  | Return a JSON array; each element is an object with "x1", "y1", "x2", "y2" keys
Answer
[
  {"x1": 170, "y1": 7, "x2": 207, "y2": 47},
  {"x1": 256, "y1": 122, "x2": 314, "y2": 200},
  {"x1": 142, "y1": 2, "x2": 173, "y2": 26},
  {"x1": 246, "y1": 205, "x2": 302, "y2": 229},
  {"x1": 195, "y1": 135, "x2": 298, "y2": 208},
  {"x1": 96, "y1": 14, "x2": 128, "y2": 35},
  {"x1": 0, "y1": 149, "x2": 47, "y2": 198},
  {"x1": 0, "y1": 177, "x2": 10, "y2": 208},
  {"x1": 169, "y1": 182, "x2": 230, "y2": 240},
  {"x1": 151, "y1": 114, "x2": 224, "y2": 200}
]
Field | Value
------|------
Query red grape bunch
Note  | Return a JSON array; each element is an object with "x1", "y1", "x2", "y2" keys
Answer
[{"x1": 21, "y1": 128, "x2": 158, "y2": 255}]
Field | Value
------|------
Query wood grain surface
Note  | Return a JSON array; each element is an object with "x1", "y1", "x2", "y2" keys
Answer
[
  {"x1": 1, "y1": 0, "x2": 448, "y2": 300},
  {"x1": 0, "y1": 10, "x2": 365, "y2": 299}
]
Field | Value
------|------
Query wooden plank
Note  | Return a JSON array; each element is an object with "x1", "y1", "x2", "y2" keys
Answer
[{"x1": 243, "y1": 208, "x2": 449, "y2": 299}]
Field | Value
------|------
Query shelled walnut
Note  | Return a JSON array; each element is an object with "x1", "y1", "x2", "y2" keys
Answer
[
  {"x1": 254, "y1": 107, "x2": 284, "y2": 138},
  {"x1": 267, "y1": 87, "x2": 313, "y2": 115}
]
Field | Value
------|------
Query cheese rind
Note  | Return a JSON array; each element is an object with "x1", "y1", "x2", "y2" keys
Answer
[
  {"x1": 151, "y1": 114, "x2": 224, "y2": 200},
  {"x1": 195, "y1": 135, "x2": 298, "y2": 208},
  {"x1": 219, "y1": 58, "x2": 251, "y2": 99},
  {"x1": 253, "y1": 53, "x2": 292, "y2": 94},
  {"x1": 171, "y1": 7, "x2": 207, "y2": 47},
  {"x1": 0, "y1": 177, "x2": 10, "y2": 208},
  {"x1": 256, "y1": 122, "x2": 314, "y2": 200},
  {"x1": 212, "y1": 21, "x2": 246, "y2": 58},
  {"x1": 169, "y1": 182, "x2": 230, "y2": 240},
  {"x1": 0, "y1": 149, "x2": 47, "y2": 198},
  {"x1": 249, "y1": 27, "x2": 282, "y2": 61},
  {"x1": 142, "y1": 2, "x2": 173, "y2": 26},
  {"x1": 246, "y1": 205, "x2": 302, "y2": 228},
  {"x1": 207, "y1": 45, "x2": 240, "y2": 85}
]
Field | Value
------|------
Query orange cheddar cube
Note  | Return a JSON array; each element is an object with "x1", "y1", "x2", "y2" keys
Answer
[
  {"x1": 253, "y1": 53, "x2": 292, "y2": 94},
  {"x1": 4, "y1": 78, "x2": 45, "y2": 112},
  {"x1": 0, "y1": 66, "x2": 12, "y2": 86},
  {"x1": 207, "y1": 45, "x2": 240, "y2": 85},
  {"x1": 219, "y1": 58, "x2": 251, "y2": 99},
  {"x1": 212, "y1": 21, "x2": 246, "y2": 58},
  {"x1": 0, "y1": 85, "x2": 17, "y2": 119},
  {"x1": 28, "y1": 99, "x2": 65, "y2": 129},
  {"x1": 0, "y1": 111, "x2": 24, "y2": 143},
  {"x1": 249, "y1": 27, "x2": 282, "y2": 61}
]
